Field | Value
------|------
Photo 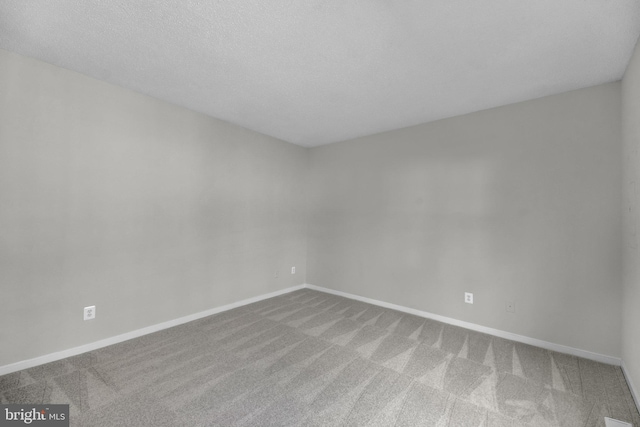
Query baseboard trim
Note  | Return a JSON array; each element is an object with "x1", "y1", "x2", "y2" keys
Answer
[
  {"x1": 304, "y1": 284, "x2": 622, "y2": 366},
  {"x1": 0, "y1": 283, "x2": 624, "y2": 376},
  {"x1": 621, "y1": 360, "x2": 640, "y2": 412},
  {"x1": 0, "y1": 284, "x2": 306, "y2": 376}
]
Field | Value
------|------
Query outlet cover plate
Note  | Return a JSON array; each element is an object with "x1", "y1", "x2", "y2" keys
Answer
[
  {"x1": 464, "y1": 293, "x2": 473, "y2": 304},
  {"x1": 84, "y1": 306, "x2": 96, "y2": 320}
]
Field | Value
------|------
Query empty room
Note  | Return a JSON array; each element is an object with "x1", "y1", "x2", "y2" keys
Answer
[{"x1": 1, "y1": 1, "x2": 640, "y2": 426}]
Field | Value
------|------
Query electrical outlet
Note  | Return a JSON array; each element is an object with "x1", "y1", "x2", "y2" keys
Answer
[
  {"x1": 464, "y1": 293, "x2": 473, "y2": 304},
  {"x1": 506, "y1": 301, "x2": 515, "y2": 313},
  {"x1": 84, "y1": 305, "x2": 96, "y2": 320},
  {"x1": 291, "y1": 266, "x2": 295, "y2": 274}
]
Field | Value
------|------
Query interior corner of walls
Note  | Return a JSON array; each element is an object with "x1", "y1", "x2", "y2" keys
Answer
[
  {"x1": 0, "y1": 49, "x2": 311, "y2": 375},
  {"x1": 622, "y1": 360, "x2": 640, "y2": 412},
  {"x1": 621, "y1": 21, "x2": 640, "y2": 414}
]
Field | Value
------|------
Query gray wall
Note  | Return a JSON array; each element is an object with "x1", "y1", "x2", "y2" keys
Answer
[
  {"x1": 307, "y1": 83, "x2": 622, "y2": 357},
  {"x1": 623, "y1": 37, "x2": 640, "y2": 398},
  {"x1": 0, "y1": 46, "x2": 628, "y2": 369},
  {"x1": 0, "y1": 49, "x2": 308, "y2": 367}
]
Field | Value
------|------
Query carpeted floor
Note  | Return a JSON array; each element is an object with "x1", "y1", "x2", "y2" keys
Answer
[{"x1": 1, "y1": 288, "x2": 638, "y2": 426}]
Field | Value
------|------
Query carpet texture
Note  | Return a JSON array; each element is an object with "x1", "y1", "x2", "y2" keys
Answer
[{"x1": 1, "y1": 289, "x2": 638, "y2": 426}]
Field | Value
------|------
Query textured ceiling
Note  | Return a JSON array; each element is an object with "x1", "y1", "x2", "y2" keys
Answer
[{"x1": 1, "y1": 1, "x2": 639, "y2": 147}]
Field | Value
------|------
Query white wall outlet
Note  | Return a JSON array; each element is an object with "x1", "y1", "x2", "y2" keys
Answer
[
  {"x1": 506, "y1": 301, "x2": 516, "y2": 313},
  {"x1": 84, "y1": 305, "x2": 96, "y2": 320},
  {"x1": 291, "y1": 266, "x2": 295, "y2": 274},
  {"x1": 464, "y1": 293, "x2": 473, "y2": 304}
]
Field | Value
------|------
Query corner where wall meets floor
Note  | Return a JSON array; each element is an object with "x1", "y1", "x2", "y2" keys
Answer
[{"x1": 0, "y1": 284, "x2": 637, "y2": 416}]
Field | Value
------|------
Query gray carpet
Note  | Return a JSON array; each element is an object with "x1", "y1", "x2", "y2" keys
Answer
[{"x1": 1, "y1": 288, "x2": 638, "y2": 427}]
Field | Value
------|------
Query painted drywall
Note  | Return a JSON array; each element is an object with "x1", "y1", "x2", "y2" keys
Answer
[
  {"x1": 0, "y1": 49, "x2": 308, "y2": 367},
  {"x1": 307, "y1": 83, "x2": 623, "y2": 357},
  {"x1": 0, "y1": 45, "x2": 627, "y2": 371},
  {"x1": 622, "y1": 37, "x2": 640, "y2": 401}
]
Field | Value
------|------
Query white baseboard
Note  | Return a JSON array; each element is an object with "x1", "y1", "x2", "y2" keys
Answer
[
  {"x1": 304, "y1": 284, "x2": 622, "y2": 366},
  {"x1": 0, "y1": 282, "x2": 626, "y2": 378},
  {"x1": 0, "y1": 284, "x2": 306, "y2": 376},
  {"x1": 621, "y1": 360, "x2": 640, "y2": 412}
]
